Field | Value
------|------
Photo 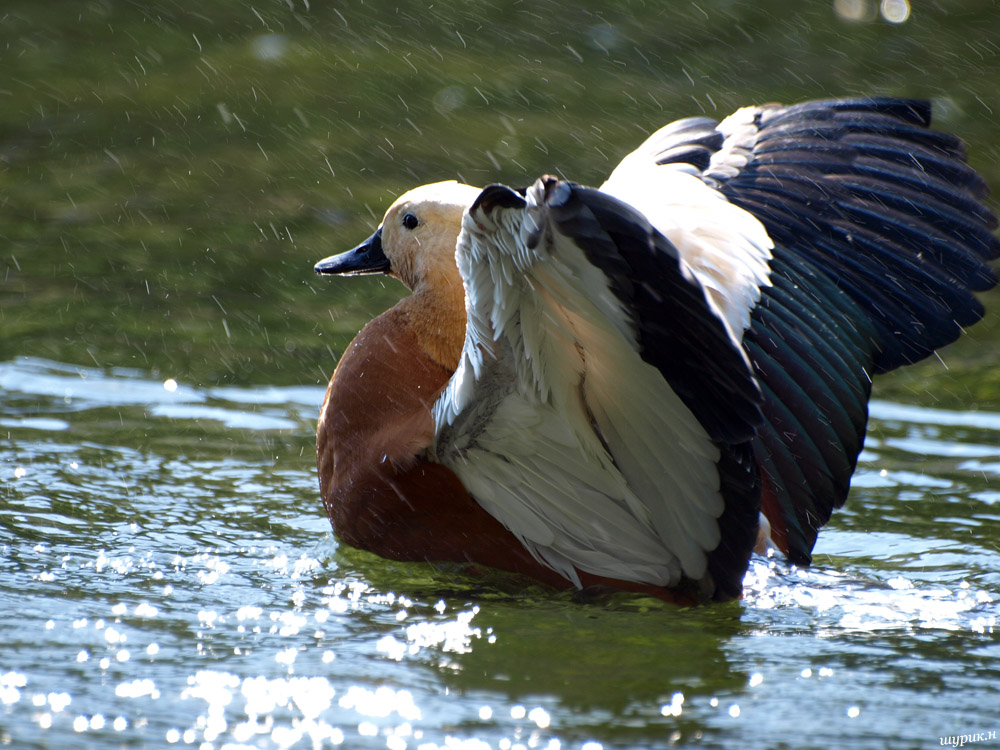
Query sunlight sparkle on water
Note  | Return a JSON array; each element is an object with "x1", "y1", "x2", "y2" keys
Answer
[
  {"x1": 236, "y1": 605, "x2": 263, "y2": 621},
  {"x1": 405, "y1": 607, "x2": 481, "y2": 656},
  {"x1": 46, "y1": 692, "x2": 71, "y2": 712},
  {"x1": 276, "y1": 611, "x2": 308, "y2": 636},
  {"x1": 0, "y1": 673, "x2": 26, "y2": 705},
  {"x1": 376, "y1": 635, "x2": 409, "y2": 661},
  {"x1": 275, "y1": 647, "x2": 297, "y2": 666},
  {"x1": 661, "y1": 691, "x2": 685, "y2": 717},
  {"x1": 528, "y1": 707, "x2": 551, "y2": 729},
  {"x1": 134, "y1": 602, "x2": 159, "y2": 618},
  {"x1": 742, "y1": 557, "x2": 995, "y2": 634},
  {"x1": 338, "y1": 685, "x2": 421, "y2": 721},
  {"x1": 115, "y1": 679, "x2": 158, "y2": 699},
  {"x1": 175, "y1": 672, "x2": 344, "y2": 747}
]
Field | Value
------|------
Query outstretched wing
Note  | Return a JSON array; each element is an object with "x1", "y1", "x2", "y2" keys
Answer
[
  {"x1": 431, "y1": 178, "x2": 762, "y2": 598},
  {"x1": 605, "y1": 97, "x2": 999, "y2": 563}
]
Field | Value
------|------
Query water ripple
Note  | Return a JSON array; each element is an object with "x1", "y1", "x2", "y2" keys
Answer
[{"x1": 2, "y1": 358, "x2": 1000, "y2": 749}]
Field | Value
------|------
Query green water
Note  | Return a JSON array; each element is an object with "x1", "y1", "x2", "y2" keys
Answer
[{"x1": 2, "y1": 1, "x2": 999, "y2": 748}]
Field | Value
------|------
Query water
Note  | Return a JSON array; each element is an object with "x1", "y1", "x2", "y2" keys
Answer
[
  {"x1": 2, "y1": 358, "x2": 998, "y2": 749},
  {"x1": 3, "y1": 0, "x2": 1000, "y2": 747}
]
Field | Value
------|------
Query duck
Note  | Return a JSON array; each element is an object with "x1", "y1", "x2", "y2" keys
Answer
[{"x1": 313, "y1": 97, "x2": 998, "y2": 603}]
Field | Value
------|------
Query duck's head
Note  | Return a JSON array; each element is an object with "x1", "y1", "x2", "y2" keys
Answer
[{"x1": 315, "y1": 180, "x2": 482, "y2": 292}]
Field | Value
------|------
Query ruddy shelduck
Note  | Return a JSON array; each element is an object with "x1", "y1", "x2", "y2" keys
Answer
[{"x1": 314, "y1": 98, "x2": 998, "y2": 603}]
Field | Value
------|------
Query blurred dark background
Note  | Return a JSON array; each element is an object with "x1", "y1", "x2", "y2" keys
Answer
[{"x1": 2, "y1": 0, "x2": 997, "y2": 402}]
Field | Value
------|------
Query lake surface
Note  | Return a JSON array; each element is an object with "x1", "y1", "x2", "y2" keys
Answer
[
  {"x1": 2, "y1": 1, "x2": 999, "y2": 748},
  {"x1": 3, "y1": 357, "x2": 999, "y2": 749}
]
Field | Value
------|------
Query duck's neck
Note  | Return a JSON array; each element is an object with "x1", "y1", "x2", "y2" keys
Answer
[{"x1": 398, "y1": 271, "x2": 466, "y2": 373}]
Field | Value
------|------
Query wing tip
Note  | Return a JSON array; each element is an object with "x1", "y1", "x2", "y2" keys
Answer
[{"x1": 471, "y1": 183, "x2": 526, "y2": 216}]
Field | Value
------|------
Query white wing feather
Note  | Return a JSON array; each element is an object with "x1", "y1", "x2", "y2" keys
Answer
[
  {"x1": 432, "y1": 186, "x2": 726, "y2": 587},
  {"x1": 601, "y1": 125, "x2": 774, "y2": 343}
]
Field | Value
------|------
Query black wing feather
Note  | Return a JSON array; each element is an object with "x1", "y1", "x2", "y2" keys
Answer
[
  {"x1": 538, "y1": 180, "x2": 764, "y2": 597},
  {"x1": 744, "y1": 250, "x2": 877, "y2": 561},
  {"x1": 638, "y1": 97, "x2": 996, "y2": 562},
  {"x1": 717, "y1": 98, "x2": 997, "y2": 561}
]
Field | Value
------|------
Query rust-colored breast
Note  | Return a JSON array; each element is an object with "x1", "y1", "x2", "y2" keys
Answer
[{"x1": 316, "y1": 309, "x2": 558, "y2": 580}]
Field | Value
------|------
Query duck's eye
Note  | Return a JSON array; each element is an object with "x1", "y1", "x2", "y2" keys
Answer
[{"x1": 402, "y1": 213, "x2": 419, "y2": 230}]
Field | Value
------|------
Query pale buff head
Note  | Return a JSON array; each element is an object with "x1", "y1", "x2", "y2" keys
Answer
[
  {"x1": 314, "y1": 180, "x2": 482, "y2": 370},
  {"x1": 378, "y1": 180, "x2": 482, "y2": 292}
]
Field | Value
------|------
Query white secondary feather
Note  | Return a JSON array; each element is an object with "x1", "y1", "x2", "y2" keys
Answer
[
  {"x1": 432, "y1": 183, "x2": 725, "y2": 588},
  {"x1": 601, "y1": 120, "x2": 774, "y2": 344}
]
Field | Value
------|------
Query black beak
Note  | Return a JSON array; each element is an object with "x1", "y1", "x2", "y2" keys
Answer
[{"x1": 314, "y1": 228, "x2": 390, "y2": 276}]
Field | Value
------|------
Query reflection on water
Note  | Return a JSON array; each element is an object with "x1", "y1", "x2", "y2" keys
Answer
[{"x1": 1, "y1": 357, "x2": 998, "y2": 749}]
